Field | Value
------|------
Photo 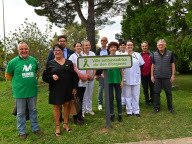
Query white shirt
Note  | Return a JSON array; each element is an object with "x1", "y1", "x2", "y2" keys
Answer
[
  {"x1": 69, "y1": 53, "x2": 87, "y2": 87},
  {"x1": 124, "y1": 52, "x2": 145, "y2": 85},
  {"x1": 81, "y1": 51, "x2": 95, "y2": 76},
  {"x1": 116, "y1": 51, "x2": 128, "y2": 55}
]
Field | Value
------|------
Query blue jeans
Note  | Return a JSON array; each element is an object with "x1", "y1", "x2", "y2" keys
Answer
[
  {"x1": 98, "y1": 75, "x2": 104, "y2": 105},
  {"x1": 16, "y1": 96, "x2": 40, "y2": 135},
  {"x1": 109, "y1": 84, "x2": 122, "y2": 115}
]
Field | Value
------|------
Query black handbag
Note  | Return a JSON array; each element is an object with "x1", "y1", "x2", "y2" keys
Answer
[{"x1": 73, "y1": 94, "x2": 82, "y2": 114}]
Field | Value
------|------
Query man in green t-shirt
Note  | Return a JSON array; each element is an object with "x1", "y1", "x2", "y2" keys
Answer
[{"x1": 5, "y1": 42, "x2": 42, "y2": 140}]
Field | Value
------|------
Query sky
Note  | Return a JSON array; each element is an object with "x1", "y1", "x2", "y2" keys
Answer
[{"x1": 0, "y1": 0, "x2": 122, "y2": 47}]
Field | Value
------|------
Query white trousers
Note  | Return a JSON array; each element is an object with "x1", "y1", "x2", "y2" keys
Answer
[
  {"x1": 82, "y1": 80, "x2": 94, "y2": 113},
  {"x1": 124, "y1": 84, "x2": 140, "y2": 114},
  {"x1": 121, "y1": 86, "x2": 126, "y2": 105}
]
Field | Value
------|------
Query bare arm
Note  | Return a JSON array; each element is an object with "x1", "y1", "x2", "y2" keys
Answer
[
  {"x1": 88, "y1": 70, "x2": 96, "y2": 81},
  {"x1": 170, "y1": 63, "x2": 175, "y2": 83},
  {"x1": 120, "y1": 69, "x2": 124, "y2": 88}
]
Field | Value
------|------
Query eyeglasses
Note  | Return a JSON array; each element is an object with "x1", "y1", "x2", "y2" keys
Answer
[
  {"x1": 59, "y1": 41, "x2": 66, "y2": 42},
  {"x1": 101, "y1": 40, "x2": 107, "y2": 42},
  {"x1": 127, "y1": 44, "x2": 133, "y2": 46},
  {"x1": 54, "y1": 50, "x2": 62, "y2": 52}
]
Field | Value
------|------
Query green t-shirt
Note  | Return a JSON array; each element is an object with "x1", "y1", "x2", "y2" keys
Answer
[
  {"x1": 108, "y1": 69, "x2": 122, "y2": 84},
  {"x1": 6, "y1": 56, "x2": 38, "y2": 98}
]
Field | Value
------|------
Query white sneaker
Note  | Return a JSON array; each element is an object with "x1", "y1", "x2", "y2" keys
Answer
[
  {"x1": 98, "y1": 105, "x2": 102, "y2": 110},
  {"x1": 88, "y1": 111, "x2": 95, "y2": 115}
]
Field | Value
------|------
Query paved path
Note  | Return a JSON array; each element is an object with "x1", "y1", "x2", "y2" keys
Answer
[{"x1": 116, "y1": 137, "x2": 192, "y2": 144}]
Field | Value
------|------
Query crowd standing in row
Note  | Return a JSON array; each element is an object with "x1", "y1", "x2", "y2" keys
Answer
[{"x1": 5, "y1": 35, "x2": 176, "y2": 139}]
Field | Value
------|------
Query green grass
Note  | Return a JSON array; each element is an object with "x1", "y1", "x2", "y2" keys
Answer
[{"x1": 0, "y1": 75, "x2": 192, "y2": 144}]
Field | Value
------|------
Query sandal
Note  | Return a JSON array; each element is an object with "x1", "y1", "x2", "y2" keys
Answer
[
  {"x1": 55, "y1": 125, "x2": 61, "y2": 136},
  {"x1": 63, "y1": 123, "x2": 72, "y2": 132}
]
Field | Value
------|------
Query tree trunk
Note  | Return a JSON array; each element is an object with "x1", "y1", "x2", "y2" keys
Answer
[
  {"x1": 86, "y1": 23, "x2": 96, "y2": 52},
  {"x1": 87, "y1": 0, "x2": 96, "y2": 52}
]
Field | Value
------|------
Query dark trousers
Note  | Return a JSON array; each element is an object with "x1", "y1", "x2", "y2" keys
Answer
[
  {"x1": 73, "y1": 87, "x2": 86, "y2": 119},
  {"x1": 109, "y1": 83, "x2": 122, "y2": 115},
  {"x1": 154, "y1": 78, "x2": 173, "y2": 110},
  {"x1": 141, "y1": 75, "x2": 154, "y2": 103}
]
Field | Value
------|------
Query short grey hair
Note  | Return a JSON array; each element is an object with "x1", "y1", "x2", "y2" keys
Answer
[
  {"x1": 157, "y1": 39, "x2": 166, "y2": 45},
  {"x1": 141, "y1": 41, "x2": 148, "y2": 46},
  {"x1": 81, "y1": 40, "x2": 90, "y2": 47},
  {"x1": 17, "y1": 42, "x2": 29, "y2": 50},
  {"x1": 126, "y1": 40, "x2": 132, "y2": 43}
]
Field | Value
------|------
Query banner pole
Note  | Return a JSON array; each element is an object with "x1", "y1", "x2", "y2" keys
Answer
[{"x1": 104, "y1": 69, "x2": 111, "y2": 128}]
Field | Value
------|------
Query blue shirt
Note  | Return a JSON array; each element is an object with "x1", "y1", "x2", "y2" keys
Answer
[
  {"x1": 63, "y1": 48, "x2": 67, "y2": 59},
  {"x1": 100, "y1": 47, "x2": 108, "y2": 56}
]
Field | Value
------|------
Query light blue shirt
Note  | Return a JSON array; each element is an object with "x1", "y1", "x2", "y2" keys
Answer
[
  {"x1": 100, "y1": 47, "x2": 108, "y2": 56},
  {"x1": 63, "y1": 48, "x2": 67, "y2": 58}
]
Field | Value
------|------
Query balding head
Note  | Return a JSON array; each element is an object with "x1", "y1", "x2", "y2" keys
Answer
[{"x1": 100, "y1": 37, "x2": 108, "y2": 49}]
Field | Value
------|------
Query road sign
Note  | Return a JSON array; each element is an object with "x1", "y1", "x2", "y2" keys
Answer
[{"x1": 77, "y1": 55, "x2": 132, "y2": 70}]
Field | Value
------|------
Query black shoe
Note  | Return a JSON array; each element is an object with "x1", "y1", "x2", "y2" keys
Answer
[
  {"x1": 74, "y1": 118, "x2": 83, "y2": 125},
  {"x1": 127, "y1": 114, "x2": 132, "y2": 117},
  {"x1": 153, "y1": 109, "x2": 160, "y2": 114},
  {"x1": 134, "y1": 114, "x2": 141, "y2": 117},
  {"x1": 110, "y1": 115, "x2": 115, "y2": 122},
  {"x1": 118, "y1": 115, "x2": 123, "y2": 122},
  {"x1": 79, "y1": 116, "x2": 87, "y2": 121},
  {"x1": 170, "y1": 109, "x2": 176, "y2": 114}
]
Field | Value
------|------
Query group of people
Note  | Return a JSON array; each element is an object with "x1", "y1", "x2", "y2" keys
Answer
[{"x1": 5, "y1": 35, "x2": 176, "y2": 139}]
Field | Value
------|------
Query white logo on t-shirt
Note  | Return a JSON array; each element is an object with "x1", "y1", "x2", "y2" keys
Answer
[
  {"x1": 22, "y1": 64, "x2": 34, "y2": 78},
  {"x1": 23, "y1": 64, "x2": 32, "y2": 72}
]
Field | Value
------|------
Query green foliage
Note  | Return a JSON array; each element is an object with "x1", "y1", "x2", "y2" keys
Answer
[
  {"x1": 4, "y1": 19, "x2": 52, "y2": 77},
  {"x1": 121, "y1": 0, "x2": 192, "y2": 73},
  {"x1": 0, "y1": 40, "x2": 6, "y2": 81},
  {"x1": 1, "y1": 75, "x2": 192, "y2": 143},
  {"x1": 122, "y1": 1, "x2": 169, "y2": 49}
]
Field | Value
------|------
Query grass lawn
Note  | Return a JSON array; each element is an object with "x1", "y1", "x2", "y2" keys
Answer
[{"x1": 0, "y1": 74, "x2": 192, "y2": 144}]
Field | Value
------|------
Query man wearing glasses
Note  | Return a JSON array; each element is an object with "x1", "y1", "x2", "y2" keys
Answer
[
  {"x1": 47, "y1": 35, "x2": 74, "y2": 61},
  {"x1": 95, "y1": 37, "x2": 110, "y2": 110}
]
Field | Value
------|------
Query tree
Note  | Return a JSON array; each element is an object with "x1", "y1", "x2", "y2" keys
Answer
[
  {"x1": 5, "y1": 19, "x2": 52, "y2": 77},
  {"x1": 0, "y1": 40, "x2": 5, "y2": 80},
  {"x1": 121, "y1": 0, "x2": 192, "y2": 73},
  {"x1": 163, "y1": 0, "x2": 192, "y2": 72},
  {"x1": 25, "y1": 0, "x2": 126, "y2": 52},
  {"x1": 121, "y1": 0, "x2": 169, "y2": 50}
]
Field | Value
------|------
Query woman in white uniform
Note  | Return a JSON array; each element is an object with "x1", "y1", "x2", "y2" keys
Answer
[
  {"x1": 123, "y1": 41, "x2": 144, "y2": 117},
  {"x1": 69, "y1": 42, "x2": 88, "y2": 125},
  {"x1": 81, "y1": 40, "x2": 96, "y2": 116}
]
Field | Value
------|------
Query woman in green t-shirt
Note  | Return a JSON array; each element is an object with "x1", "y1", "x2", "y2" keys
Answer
[{"x1": 103, "y1": 42, "x2": 124, "y2": 122}]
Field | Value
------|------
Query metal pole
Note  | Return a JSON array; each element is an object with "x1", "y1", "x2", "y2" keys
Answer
[
  {"x1": 2, "y1": 0, "x2": 6, "y2": 62},
  {"x1": 104, "y1": 69, "x2": 111, "y2": 128}
]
